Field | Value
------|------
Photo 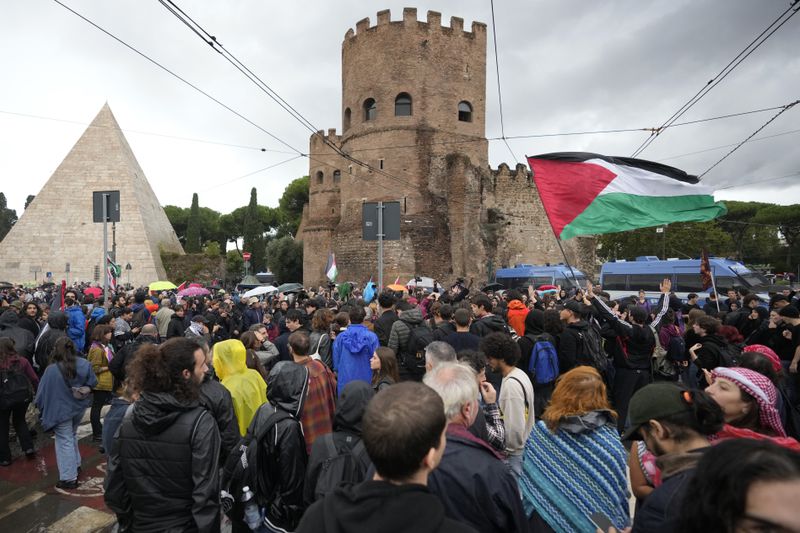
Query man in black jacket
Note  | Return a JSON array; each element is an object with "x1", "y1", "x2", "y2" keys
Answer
[
  {"x1": 469, "y1": 295, "x2": 506, "y2": 338},
  {"x1": 104, "y1": 337, "x2": 221, "y2": 532},
  {"x1": 297, "y1": 381, "x2": 476, "y2": 533},
  {"x1": 166, "y1": 304, "x2": 187, "y2": 339},
  {"x1": 373, "y1": 292, "x2": 398, "y2": 347}
]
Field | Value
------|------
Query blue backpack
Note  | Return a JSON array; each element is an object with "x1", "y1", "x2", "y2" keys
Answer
[{"x1": 526, "y1": 333, "x2": 559, "y2": 385}]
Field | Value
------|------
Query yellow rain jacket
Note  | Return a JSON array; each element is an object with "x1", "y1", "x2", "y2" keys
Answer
[{"x1": 213, "y1": 339, "x2": 267, "y2": 435}]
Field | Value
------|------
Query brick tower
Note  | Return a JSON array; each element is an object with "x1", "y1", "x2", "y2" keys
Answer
[{"x1": 300, "y1": 8, "x2": 595, "y2": 286}]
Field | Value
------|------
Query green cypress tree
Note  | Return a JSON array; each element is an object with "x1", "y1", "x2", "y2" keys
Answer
[
  {"x1": 242, "y1": 188, "x2": 265, "y2": 272},
  {"x1": 185, "y1": 193, "x2": 202, "y2": 253}
]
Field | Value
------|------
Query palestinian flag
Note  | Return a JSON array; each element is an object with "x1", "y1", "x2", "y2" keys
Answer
[{"x1": 527, "y1": 152, "x2": 727, "y2": 240}]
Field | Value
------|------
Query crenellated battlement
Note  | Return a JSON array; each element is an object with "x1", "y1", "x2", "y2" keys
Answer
[
  {"x1": 310, "y1": 129, "x2": 342, "y2": 148},
  {"x1": 491, "y1": 162, "x2": 531, "y2": 180},
  {"x1": 344, "y1": 8, "x2": 487, "y2": 41}
]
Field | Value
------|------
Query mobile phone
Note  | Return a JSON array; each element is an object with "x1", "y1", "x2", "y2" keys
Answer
[{"x1": 589, "y1": 512, "x2": 615, "y2": 532}]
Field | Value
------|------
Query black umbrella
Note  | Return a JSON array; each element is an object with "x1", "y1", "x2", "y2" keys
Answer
[
  {"x1": 0, "y1": 281, "x2": 13, "y2": 289},
  {"x1": 277, "y1": 282, "x2": 304, "y2": 294},
  {"x1": 481, "y1": 283, "x2": 503, "y2": 293}
]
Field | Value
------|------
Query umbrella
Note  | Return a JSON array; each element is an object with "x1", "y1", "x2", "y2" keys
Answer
[
  {"x1": 149, "y1": 281, "x2": 177, "y2": 291},
  {"x1": 189, "y1": 283, "x2": 204, "y2": 288},
  {"x1": 481, "y1": 283, "x2": 504, "y2": 293},
  {"x1": 83, "y1": 286, "x2": 102, "y2": 298},
  {"x1": 276, "y1": 283, "x2": 304, "y2": 294},
  {"x1": 0, "y1": 281, "x2": 13, "y2": 289},
  {"x1": 178, "y1": 286, "x2": 210, "y2": 297},
  {"x1": 242, "y1": 285, "x2": 278, "y2": 298},
  {"x1": 387, "y1": 284, "x2": 406, "y2": 292}
]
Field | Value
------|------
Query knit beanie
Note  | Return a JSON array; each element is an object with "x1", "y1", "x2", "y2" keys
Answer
[{"x1": 711, "y1": 367, "x2": 786, "y2": 438}]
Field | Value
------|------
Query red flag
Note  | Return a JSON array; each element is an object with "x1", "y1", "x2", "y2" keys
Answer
[
  {"x1": 177, "y1": 281, "x2": 187, "y2": 292},
  {"x1": 393, "y1": 276, "x2": 400, "y2": 285},
  {"x1": 700, "y1": 249, "x2": 712, "y2": 290}
]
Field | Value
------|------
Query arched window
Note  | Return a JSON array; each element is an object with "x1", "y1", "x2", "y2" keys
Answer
[
  {"x1": 395, "y1": 93, "x2": 412, "y2": 116},
  {"x1": 333, "y1": 170, "x2": 341, "y2": 184},
  {"x1": 315, "y1": 171, "x2": 324, "y2": 184},
  {"x1": 458, "y1": 101, "x2": 473, "y2": 122},
  {"x1": 343, "y1": 108, "x2": 351, "y2": 131},
  {"x1": 363, "y1": 98, "x2": 377, "y2": 121}
]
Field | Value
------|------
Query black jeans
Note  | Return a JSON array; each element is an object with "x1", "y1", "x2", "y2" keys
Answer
[
  {"x1": 90, "y1": 390, "x2": 112, "y2": 439},
  {"x1": 0, "y1": 403, "x2": 33, "y2": 461}
]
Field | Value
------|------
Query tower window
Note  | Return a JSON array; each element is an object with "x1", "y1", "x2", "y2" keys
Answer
[
  {"x1": 343, "y1": 108, "x2": 351, "y2": 131},
  {"x1": 379, "y1": 159, "x2": 384, "y2": 170},
  {"x1": 315, "y1": 171, "x2": 324, "y2": 184},
  {"x1": 333, "y1": 170, "x2": 341, "y2": 183},
  {"x1": 363, "y1": 98, "x2": 377, "y2": 121},
  {"x1": 394, "y1": 93, "x2": 412, "y2": 116},
  {"x1": 458, "y1": 101, "x2": 473, "y2": 122}
]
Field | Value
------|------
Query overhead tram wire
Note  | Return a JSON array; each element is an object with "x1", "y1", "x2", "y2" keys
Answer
[
  {"x1": 156, "y1": 0, "x2": 488, "y2": 211},
  {"x1": 698, "y1": 100, "x2": 799, "y2": 178},
  {"x1": 0, "y1": 109, "x2": 294, "y2": 154},
  {"x1": 659, "y1": 128, "x2": 800, "y2": 162},
  {"x1": 489, "y1": 0, "x2": 518, "y2": 164},
  {"x1": 630, "y1": 1, "x2": 800, "y2": 158},
  {"x1": 199, "y1": 154, "x2": 304, "y2": 193},
  {"x1": 54, "y1": 0, "x2": 472, "y2": 209},
  {"x1": 713, "y1": 171, "x2": 800, "y2": 191}
]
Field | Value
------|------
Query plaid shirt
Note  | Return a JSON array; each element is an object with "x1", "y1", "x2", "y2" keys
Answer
[
  {"x1": 298, "y1": 358, "x2": 337, "y2": 454},
  {"x1": 483, "y1": 402, "x2": 506, "y2": 452}
]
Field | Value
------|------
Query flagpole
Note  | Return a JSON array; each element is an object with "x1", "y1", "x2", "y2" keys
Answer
[{"x1": 710, "y1": 265, "x2": 720, "y2": 314}]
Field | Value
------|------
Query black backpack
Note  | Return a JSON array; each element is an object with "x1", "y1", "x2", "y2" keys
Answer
[
  {"x1": 0, "y1": 362, "x2": 33, "y2": 409},
  {"x1": 576, "y1": 323, "x2": 606, "y2": 370},
  {"x1": 130, "y1": 307, "x2": 149, "y2": 330},
  {"x1": 403, "y1": 324, "x2": 434, "y2": 376},
  {"x1": 312, "y1": 433, "x2": 371, "y2": 502},
  {"x1": 221, "y1": 407, "x2": 292, "y2": 521}
]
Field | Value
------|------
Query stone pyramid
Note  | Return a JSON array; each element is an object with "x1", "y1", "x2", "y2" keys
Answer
[{"x1": 0, "y1": 103, "x2": 184, "y2": 286}]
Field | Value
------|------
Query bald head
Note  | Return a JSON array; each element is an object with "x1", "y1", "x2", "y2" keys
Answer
[{"x1": 140, "y1": 324, "x2": 158, "y2": 336}]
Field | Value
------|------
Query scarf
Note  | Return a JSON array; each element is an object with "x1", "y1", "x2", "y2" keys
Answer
[
  {"x1": 188, "y1": 321, "x2": 205, "y2": 337},
  {"x1": 518, "y1": 419, "x2": 630, "y2": 532}
]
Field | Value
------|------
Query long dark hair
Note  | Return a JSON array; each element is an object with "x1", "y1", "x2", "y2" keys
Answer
[
  {"x1": 0, "y1": 337, "x2": 17, "y2": 366},
  {"x1": 126, "y1": 337, "x2": 201, "y2": 402},
  {"x1": 239, "y1": 331, "x2": 269, "y2": 381},
  {"x1": 678, "y1": 439, "x2": 800, "y2": 532},
  {"x1": 372, "y1": 347, "x2": 400, "y2": 386},
  {"x1": 51, "y1": 337, "x2": 79, "y2": 379}
]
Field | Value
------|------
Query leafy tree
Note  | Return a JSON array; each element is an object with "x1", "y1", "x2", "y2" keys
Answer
[
  {"x1": 24, "y1": 195, "x2": 35, "y2": 210},
  {"x1": 225, "y1": 249, "x2": 244, "y2": 284},
  {"x1": 164, "y1": 205, "x2": 189, "y2": 244},
  {"x1": 267, "y1": 236, "x2": 303, "y2": 282},
  {"x1": 753, "y1": 204, "x2": 800, "y2": 269},
  {"x1": 185, "y1": 193, "x2": 202, "y2": 253},
  {"x1": 276, "y1": 175, "x2": 309, "y2": 237},
  {"x1": 242, "y1": 188, "x2": 266, "y2": 273},
  {"x1": 597, "y1": 221, "x2": 734, "y2": 261},
  {"x1": 0, "y1": 193, "x2": 18, "y2": 242}
]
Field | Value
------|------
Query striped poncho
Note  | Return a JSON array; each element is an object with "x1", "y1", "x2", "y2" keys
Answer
[{"x1": 518, "y1": 415, "x2": 630, "y2": 532}]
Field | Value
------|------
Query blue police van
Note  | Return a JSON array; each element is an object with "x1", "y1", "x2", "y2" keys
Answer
[{"x1": 494, "y1": 264, "x2": 588, "y2": 291}]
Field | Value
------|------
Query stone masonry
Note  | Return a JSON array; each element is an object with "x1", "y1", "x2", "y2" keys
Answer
[
  {"x1": 0, "y1": 104, "x2": 184, "y2": 287},
  {"x1": 300, "y1": 8, "x2": 595, "y2": 286}
]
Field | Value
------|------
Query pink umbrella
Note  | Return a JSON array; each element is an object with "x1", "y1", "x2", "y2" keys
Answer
[
  {"x1": 189, "y1": 283, "x2": 204, "y2": 288},
  {"x1": 178, "y1": 286, "x2": 210, "y2": 297},
  {"x1": 84, "y1": 287, "x2": 102, "y2": 298}
]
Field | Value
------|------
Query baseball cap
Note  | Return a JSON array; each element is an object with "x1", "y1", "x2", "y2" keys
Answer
[
  {"x1": 621, "y1": 382, "x2": 692, "y2": 441},
  {"x1": 778, "y1": 305, "x2": 799, "y2": 319},
  {"x1": 563, "y1": 300, "x2": 584, "y2": 315},
  {"x1": 249, "y1": 297, "x2": 260, "y2": 306}
]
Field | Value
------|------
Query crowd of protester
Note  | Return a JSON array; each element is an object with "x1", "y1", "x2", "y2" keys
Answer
[{"x1": 0, "y1": 277, "x2": 799, "y2": 532}]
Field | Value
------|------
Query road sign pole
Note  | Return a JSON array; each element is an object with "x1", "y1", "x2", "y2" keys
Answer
[
  {"x1": 102, "y1": 193, "x2": 109, "y2": 311},
  {"x1": 377, "y1": 201, "x2": 384, "y2": 290}
]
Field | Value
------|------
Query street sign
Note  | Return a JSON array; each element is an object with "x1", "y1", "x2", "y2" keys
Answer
[
  {"x1": 242, "y1": 252, "x2": 252, "y2": 261},
  {"x1": 92, "y1": 191, "x2": 120, "y2": 223},
  {"x1": 362, "y1": 201, "x2": 400, "y2": 240}
]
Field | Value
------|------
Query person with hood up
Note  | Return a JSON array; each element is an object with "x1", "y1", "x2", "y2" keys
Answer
[
  {"x1": 517, "y1": 308, "x2": 559, "y2": 418},
  {"x1": 213, "y1": 339, "x2": 267, "y2": 436},
  {"x1": 0, "y1": 309, "x2": 34, "y2": 362},
  {"x1": 33, "y1": 310, "x2": 68, "y2": 373},
  {"x1": 296, "y1": 381, "x2": 476, "y2": 533},
  {"x1": 303, "y1": 380, "x2": 374, "y2": 505},
  {"x1": 334, "y1": 305, "x2": 379, "y2": 396},
  {"x1": 469, "y1": 294, "x2": 507, "y2": 338},
  {"x1": 104, "y1": 338, "x2": 220, "y2": 532},
  {"x1": 505, "y1": 290, "x2": 529, "y2": 336},
  {"x1": 234, "y1": 361, "x2": 309, "y2": 533}
]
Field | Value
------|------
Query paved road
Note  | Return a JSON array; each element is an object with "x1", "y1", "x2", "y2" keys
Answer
[{"x1": 0, "y1": 410, "x2": 117, "y2": 532}]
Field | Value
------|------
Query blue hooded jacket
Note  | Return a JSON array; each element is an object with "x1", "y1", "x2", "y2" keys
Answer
[
  {"x1": 332, "y1": 324, "x2": 379, "y2": 396},
  {"x1": 64, "y1": 305, "x2": 86, "y2": 352}
]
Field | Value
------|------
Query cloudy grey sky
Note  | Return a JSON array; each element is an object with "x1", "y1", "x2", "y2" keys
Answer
[{"x1": 1, "y1": 0, "x2": 798, "y2": 216}]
